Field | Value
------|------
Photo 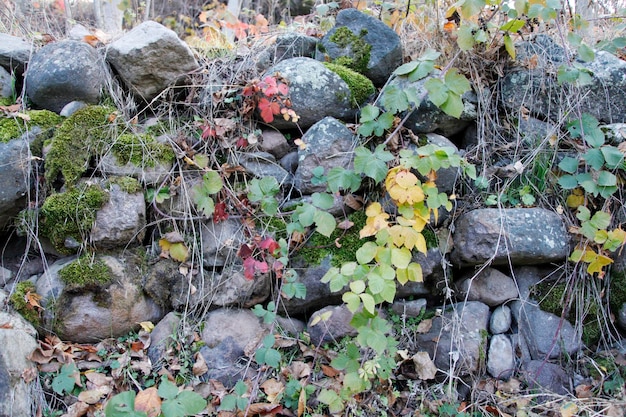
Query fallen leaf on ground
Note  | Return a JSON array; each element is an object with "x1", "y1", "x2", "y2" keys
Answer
[
  {"x1": 135, "y1": 387, "x2": 162, "y2": 417},
  {"x1": 260, "y1": 378, "x2": 284, "y2": 403}
]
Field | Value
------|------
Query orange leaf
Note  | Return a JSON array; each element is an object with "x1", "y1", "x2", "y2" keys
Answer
[
  {"x1": 135, "y1": 387, "x2": 162, "y2": 417},
  {"x1": 321, "y1": 364, "x2": 341, "y2": 377}
]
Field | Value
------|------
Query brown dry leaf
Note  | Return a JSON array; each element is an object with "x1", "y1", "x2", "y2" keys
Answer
[
  {"x1": 21, "y1": 367, "x2": 38, "y2": 383},
  {"x1": 162, "y1": 231, "x2": 185, "y2": 243},
  {"x1": 336, "y1": 218, "x2": 354, "y2": 230},
  {"x1": 297, "y1": 386, "x2": 306, "y2": 417},
  {"x1": 260, "y1": 378, "x2": 284, "y2": 403},
  {"x1": 0, "y1": 103, "x2": 21, "y2": 113},
  {"x1": 575, "y1": 384, "x2": 593, "y2": 399},
  {"x1": 0, "y1": 322, "x2": 13, "y2": 329},
  {"x1": 192, "y1": 352, "x2": 209, "y2": 376},
  {"x1": 78, "y1": 387, "x2": 108, "y2": 404},
  {"x1": 61, "y1": 401, "x2": 90, "y2": 417},
  {"x1": 412, "y1": 352, "x2": 437, "y2": 380},
  {"x1": 416, "y1": 318, "x2": 432, "y2": 334},
  {"x1": 239, "y1": 403, "x2": 283, "y2": 416},
  {"x1": 321, "y1": 364, "x2": 340, "y2": 378},
  {"x1": 605, "y1": 404, "x2": 625, "y2": 417},
  {"x1": 214, "y1": 118, "x2": 237, "y2": 136},
  {"x1": 496, "y1": 378, "x2": 521, "y2": 393},
  {"x1": 135, "y1": 387, "x2": 162, "y2": 417},
  {"x1": 343, "y1": 194, "x2": 363, "y2": 211}
]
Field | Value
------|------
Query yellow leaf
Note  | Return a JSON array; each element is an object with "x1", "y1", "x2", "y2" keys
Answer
[
  {"x1": 138, "y1": 321, "x2": 154, "y2": 332},
  {"x1": 169, "y1": 242, "x2": 189, "y2": 263},
  {"x1": 559, "y1": 402, "x2": 578, "y2": 417},
  {"x1": 587, "y1": 254, "x2": 613, "y2": 275},
  {"x1": 566, "y1": 189, "x2": 585, "y2": 208}
]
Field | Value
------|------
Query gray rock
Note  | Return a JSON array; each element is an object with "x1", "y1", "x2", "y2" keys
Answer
[
  {"x1": 237, "y1": 151, "x2": 291, "y2": 185},
  {"x1": 0, "y1": 65, "x2": 13, "y2": 98},
  {"x1": 0, "y1": 312, "x2": 38, "y2": 417},
  {"x1": 200, "y1": 218, "x2": 248, "y2": 268},
  {"x1": 260, "y1": 129, "x2": 292, "y2": 159},
  {"x1": 199, "y1": 308, "x2": 269, "y2": 387},
  {"x1": 172, "y1": 265, "x2": 271, "y2": 310},
  {"x1": 59, "y1": 100, "x2": 88, "y2": 117},
  {"x1": 511, "y1": 301, "x2": 581, "y2": 360},
  {"x1": 451, "y1": 208, "x2": 570, "y2": 267},
  {"x1": 391, "y1": 299, "x2": 427, "y2": 318},
  {"x1": 25, "y1": 40, "x2": 105, "y2": 113},
  {"x1": 501, "y1": 35, "x2": 626, "y2": 124},
  {"x1": 602, "y1": 123, "x2": 626, "y2": 145},
  {"x1": 487, "y1": 334, "x2": 515, "y2": 380},
  {"x1": 521, "y1": 360, "x2": 570, "y2": 396},
  {"x1": 455, "y1": 268, "x2": 518, "y2": 307},
  {"x1": 385, "y1": 73, "x2": 477, "y2": 136},
  {"x1": 0, "y1": 267, "x2": 12, "y2": 287},
  {"x1": 99, "y1": 145, "x2": 174, "y2": 186},
  {"x1": 256, "y1": 32, "x2": 318, "y2": 71},
  {"x1": 414, "y1": 301, "x2": 490, "y2": 375},
  {"x1": 307, "y1": 304, "x2": 358, "y2": 346},
  {"x1": 263, "y1": 58, "x2": 355, "y2": 129},
  {"x1": 293, "y1": 117, "x2": 355, "y2": 194},
  {"x1": 106, "y1": 21, "x2": 199, "y2": 101},
  {"x1": 0, "y1": 33, "x2": 31, "y2": 75},
  {"x1": 281, "y1": 257, "x2": 341, "y2": 316},
  {"x1": 90, "y1": 182, "x2": 146, "y2": 249},
  {"x1": 490, "y1": 305, "x2": 512, "y2": 334},
  {"x1": 0, "y1": 136, "x2": 34, "y2": 229},
  {"x1": 280, "y1": 151, "x2": 299, "y2": 173},
  {"x1": 38, "y1": 254, "x2": 163, "y2": 342},
  {"x1": 316, "y1": 8, "x2": 402, "y2": 86},
  {"x1": 147, "y1": 312, "x2": 180, "y2": 365}
]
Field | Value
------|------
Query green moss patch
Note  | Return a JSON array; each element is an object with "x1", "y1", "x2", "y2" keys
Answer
[
  {"x1": 40, "y1": 183, "x2": 109, "y2": 254},
  {"x1": 111, "y1": 133, "x2": 175, "y2": 168},
  {"x1": 323, "y1": 62, "x2": 375, "y2": 107},
  {"x1": 107, "y1": 176, "x2": 142, "y2": 194},
  {"x1": 44, "y1": 105, "x2": 116, "y2": 185},
  {"x1": 328, "y1": 27, "x2": 372, "y2": 75},
  {"x1": 58, "y1": 256, "x2": 113, "y2": 292},
  {"x1": 9, "y1": 281, "x2": 42, "y2": 326},
  {"x1": 0, "y1": 110, "x2": 62, "y2": 142}
]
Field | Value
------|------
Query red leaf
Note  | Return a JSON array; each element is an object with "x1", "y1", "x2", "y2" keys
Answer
[
  {"x1": 258, "y1": 98, "x2": 277, "y2": 123},
  {"x1": 213, "y1": 201, "x2": 229, "y2": 223},
  {"x1": 277, "y1": 82, "x2": 289, "y2": 96},
  {"x1": 236, "y1": 137, "x2": 249, "y2": 148},
  {"x1": 255, "y1": 260, "x2": 269, "y2": 274},
  {"x1": 261, "y1": 76, "x2": 279, "y2": 96},
  {"x1": 259, "y1": 237, "x2": 280, "y2": 255},
  {"x1": 201, "y1": 125, "x2": 216, "y2": 139},
  {"x1": 243, "y1": 257, "x2": 256, "y2": 280},
  {"x1": 238, "y1": 244, "x2": 254, "y2": 260}
]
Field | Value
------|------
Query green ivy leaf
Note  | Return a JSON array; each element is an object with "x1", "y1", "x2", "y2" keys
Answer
[
  {"x1": 318, "y1": 389, "x2": 344, "y2": 414},
  {"x1": 311, "y1": 192, "x2": 335, "y2": 210},
  {"x1": 457, "y1": 24, "x2": 475, "y2": 51},
  {"x1": 424, "y1": 78, "x2": 447, "y2": 107},
  {"x1": 558, "y1": 156, "x2": 580, "y2": 173},
  {"x1": 577, "y1": 43, "x2": 595, "y2": 62},
  {"x1": 596, "y1": 170, "x2": 617, "y2": 187},
  {"x1": 343, "y1": 291, "x2": 361, "y2": 312},
  {"x1": 359, "y1": 293, "x2": 376, "y2": 314},
  {"x1": 583, "y1": 148, "x2": 605, "y2": 170},
  {"x1": 354, "y1": 145, "x2": 394, "y2": 183},
  {"x1": 391, "y1": 247, "x2": 411, "y2": 269},
  {"x1": 500, "y1": 18, "x2": 525, "y2": 32},
  {"x1": 104, "y1": 391, "x2": 147, "y2": 417},
  {"x1": 568, "y1": 114, "x2": 605, "y2": 147},
  {"x1": 356, "y1": 241, "x2": 379, "y2": 265},
  {"x1": 601, "y1": 146, "x2": 624, "y2": 169},
  {"x1": 445, "y1": 69, "x2": 471, "y2": 96},
  {"x1": 326, "y1": 167, "x2": 361, "y2": 193},
  {"x1": 359, "y1": 104, "x2": 379, "y2": 122},
  {"x1": 440, "y1": 93, "x2": 465, "y2": 119},
  {"x1": 52, "y1": 363, "x2": 79, "y2": 395},
  {"x1": 459, "y1": 0, "x2": 487, "y2": 19},
  {"x1": 382, "y1": 84, "x2": 410, "y2": 114},
  {"x1": 503, "y1": 34, "x2": 516, "y2": 60},
  {"x1": 589, "y1": 211, "x2": 611, "y2": 231},
  {"x1": 158, "y1": 377, "x2": 180, "y2": 400},
  {"x1": 313, "y1": 209, "x2": 336, "y2": 237}
]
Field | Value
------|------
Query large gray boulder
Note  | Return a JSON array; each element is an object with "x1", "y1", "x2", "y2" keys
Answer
[
  {"x1": 25, "y1": 40, "x2": 105, "y2": 113},
  {"x1": 451, "y1": 208, "x2": 570, "y2": 266},
  {"x1": 106, "y1": 21, "x2": 199, "y2": 101},
  {"x1": 455, "y1": 268, "x2": 518, "y2": 307},
  {"x1": 293, "y1": 117, "x2": 355, "y2": 194},
  {"x1": 0, "y1": 312, "x2": 38, "y2": 417},
  {"x1": 414, "y1": 301, "x2": 490, "y2": 375},
  {"x1": 256, "y1": 32, "x2": 318, "y2": 71},
  {"x1": 90, "y1": 181, "x2": 146, "y2": 249},
  {"x1": 0, "y1": 66, "x2": 13, "y2": 99},
  {"x1": 199, "y1": 309, "x2": 269, "y2": 387},
  {"x1": 262, "y1": 58, "x2": 356, "y2": 129},
  {"x1": 0, "y1": 33, "x2": 31, "y2": 76},
  {"x1": 0, "y1": 137, "x2": 32, "y2": 229},
  {"x1": 511, "y1": 301, "x2": 581, "y2": 360},
  {"x1": 36, "y1": 254, "x2": 163, "y2": 342},
  {"x1": 501, "y1": 34, "x2": 626, "y2": 124},
  {"x1": 316, "y1": 8, "x2": 402, "y2": 86}
]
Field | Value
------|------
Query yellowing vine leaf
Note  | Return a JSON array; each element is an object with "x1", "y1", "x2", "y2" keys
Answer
[
  {"x1": 360, "y1": 202, "x2": 390, "y2": 238},
  {"x1": 386, "y1": 167, "x2": 425, "y2": 205},
  {"x1": 159, "y1": 238, "x2": 189, "y2": 263}
]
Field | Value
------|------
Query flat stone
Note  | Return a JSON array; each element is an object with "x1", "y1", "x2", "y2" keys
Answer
[
  {"x1": 451, "y1": 208, "x2": 570, "y2": 267},
  {"x1": 487, "y1": 334, "x2": 515, "y2": 380}
]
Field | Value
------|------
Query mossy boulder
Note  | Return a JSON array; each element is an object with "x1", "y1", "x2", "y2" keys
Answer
[
  {"x1": 44, "y1": 105, "x2": 116, "y2": 186},
  {"x1": 36, "y1": 253, "x2": 163, "y2": 343},
  {"x1": 0, "y1": 110, "x2": 62, "y2": 143},
  {"x1": 9, "y1": 281, "x2": 42, "y2": 326},
  {"x1": 323, "y1": 62, "x2": 375, "y2": 107},
  {"x1": 38, "y1": 183, "x2": 109, "y2": 254}
]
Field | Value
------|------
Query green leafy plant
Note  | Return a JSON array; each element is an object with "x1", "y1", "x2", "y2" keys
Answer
[
  {"x1": 52, "y1": 363, "x2": 81, "y2": 395},
  {"x1": 219, "y1": 380, "x2": 249, "y2": 412},
  {"x1": 191, "y1": 170, "x2": 223, "y2": 217}
]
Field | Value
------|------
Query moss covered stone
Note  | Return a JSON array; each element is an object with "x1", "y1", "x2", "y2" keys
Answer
[
  {"x1": 107, "y1": 176, "x2": 142, "y2": 194},
  {"x1": 44, "y1": 105, "x2": 115, "y2": 185},
  {"x1": 0, "y1": 110, "x2": 62, "y2": 142},
  {"x1": 329, "y1": 27, "x2": 371, "y2": 75},
  {"x1": 40, "y1": 183, "x2": 109, "y2": 254},
  {"x1": 111, "y1": 133, "x2": 175, "y2": 168},
  {"x1": 323, "y1": 62, "x2": 375, "y2": 107},
  {"x1": 9, "y1": 280, "x2": 41, "y2": 326},
  {"x1": 58, "y1": 256, "x2": 113, "y2": 292}
]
